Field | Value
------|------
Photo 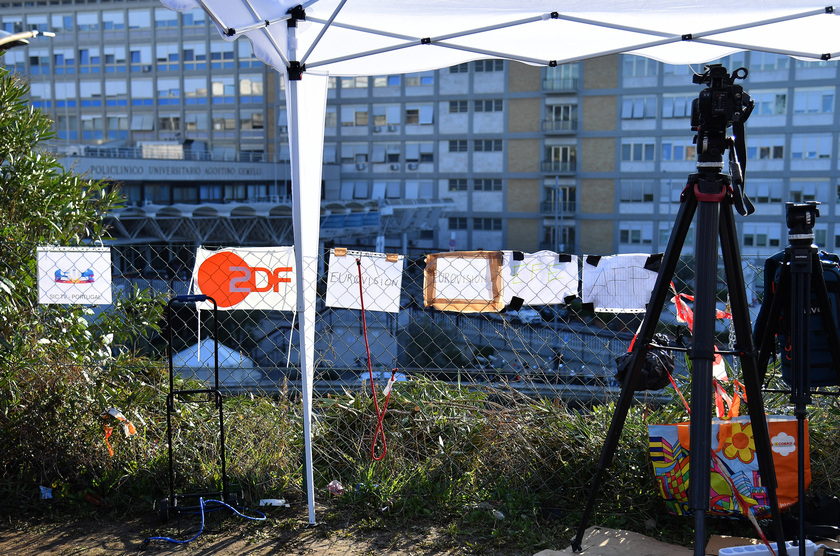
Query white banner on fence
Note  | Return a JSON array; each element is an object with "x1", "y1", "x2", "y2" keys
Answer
[
  {"x1": 325, "y1": 249, "x2": 404, "y2": 313},
  {"x1": 501, "y1": 250, "x2": 578, "y2": 306},
  {"x1": 37, "y1": 246, "x2": 112, "y2": 305},
  {"x1": 581, "y1": 253, "x2": 660, "y2": 313},
  {"x1": 191, "y1": 246, "x2": 296, "y2": 311}
]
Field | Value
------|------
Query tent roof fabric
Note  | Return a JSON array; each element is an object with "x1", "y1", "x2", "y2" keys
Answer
[{"x1": 161, "y1": 1, "x2": 840, "y2": 76}]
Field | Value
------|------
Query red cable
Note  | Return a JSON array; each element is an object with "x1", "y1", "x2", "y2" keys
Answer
[{"x1": 357, "y1": 258, "x2": 395, "y2": 461}]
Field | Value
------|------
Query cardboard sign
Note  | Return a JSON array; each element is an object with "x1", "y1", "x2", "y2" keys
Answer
[
  {"x1": 501, "y1": 250, "x2": 577, "y2": 305},
  {"x1": 192, "y1": 246, "x2": 296, "y2": 311},
  {"x1": 424, "y1": 251, "x2": 504, "y2": 312},
  {"x1": 325, "y1": 249, "x2": 404, "y2": 313},
  {"x1": 37, "y1": 246, "x2": 112, "y2": 305},
  {"x1": 582, "y1": 253, "x2": 660, "y2": 312}
]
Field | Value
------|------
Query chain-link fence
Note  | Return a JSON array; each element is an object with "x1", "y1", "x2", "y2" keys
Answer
[{"x1": 5, "y1": 240, "x2": 790, "y2": 519}]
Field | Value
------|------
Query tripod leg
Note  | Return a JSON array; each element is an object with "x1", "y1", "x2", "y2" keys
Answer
[
  {"x1": 688, "y1": 195, "x2": 721, "y2": 555},
  {"x1": 571, "y1": 191, "x2": 697, "y2": 552},
  {"x1": 719, "y1": 206, "x2": 788, "y2": 555}
]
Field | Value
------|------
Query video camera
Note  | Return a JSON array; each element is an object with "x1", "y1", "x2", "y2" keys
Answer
[{"x1": 690, "y1": 64, "x2": 753, "y2": 163}]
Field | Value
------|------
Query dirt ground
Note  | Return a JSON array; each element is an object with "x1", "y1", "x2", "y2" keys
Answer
[{"x1": 0, "y1": 501, "x2": 526, "y2": 555}]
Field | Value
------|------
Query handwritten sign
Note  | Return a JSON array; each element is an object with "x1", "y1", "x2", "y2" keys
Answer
[
  {"x1": 191, "y1": 246, "x2": 296, "y2": 311},
  {"x1": 501, "y1": 250, "x2": 578, "y2": 305},
  {"x1": 582, "y1": 254, "x2": 659, "y2": 312},
  {"x1": 424, "y1": 251, "x2": 504, "y2": 312},
  {"x1": 325, "y1": 249, "x2": 404, "y2": 313}
]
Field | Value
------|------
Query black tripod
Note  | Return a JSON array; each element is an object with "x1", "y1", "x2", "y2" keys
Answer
[
  {"x1": 755, "y1": 202, "x2": 840, "y2": 556},
  {"x1": 572, "y1": 65, "x2": 787, "y2": 556}
]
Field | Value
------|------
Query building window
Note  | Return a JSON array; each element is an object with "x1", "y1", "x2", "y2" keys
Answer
[
  {"x1": 661, "y1": 138, "x2": 696, "y2": 161},
  {"x1": 622, "y1": 55, "x2": 658, "y2": 78},
  {"x1": 405, "y1": 104, "x2": 434, "y2": 125},
  {"x1": 747, "y1": 135, "x2": 785, "y2": 160},
  {"x1": 448, "y1": 217, "x2": 468, "y2": 230},
  {"x1": 405, "y1": 72, "x2": 434, "y2": 86},
  {"x1": 742, "y1": 223, "x2": 781, "y2": 247},
  {"x1": 474, "y1": 139, "x2": 502, "y2": 152},
  {"x1": 449, "y1": 140, "x2": 468, "y2": 153},
  {"x1": 619, "y1": 179, "x2": 655, "y2": 202},
  {"x1": 474, "y1": 218, "x2": 502, "y2": 231},
  {"x1": 449, "y1": 63, "x2": 469, "y2": 73},
  {"x1": 474, "y1": 59, "x2": 504, "y2": 72},
  {"x1": 449, "y1": 100, "x2": 468, "y2": 113},
  {"x1": 752, "y1": 52, "x2": 789, "y2": 71},
  {"x1": 474, "y1": 178, "x2": 502, "y2": 191},
  {"x1": 373, "y1": 75, "x2": 401, "y2": 87},
  {"x1": 341, "y1": 76, "x2": 368, "y2": 89},
  {"x1": 474, "y1": 99, "x2": 503, "y2": 112},
  {"x1": 102, "y1": 11, "x2": 125, "y2": 30},
  {"x1": 747, "y1": 180, "x2": 783, "y2": 204},
  {"x1": 546, "y1": 145, "x2": 577, "y2": 171},
  {"x1": 621, "y1": 140, "x2": 655, "y2": 162},
  {"x1": 619, "y1": 222, "x2": 653, "y2": 245},
  {"x1": 752, "y1": 90, "x2": 787, "y2": 116},
  {"x1": 544, "y1": 63, "x2": 579, "y2": 90},
  {"x1": 621, "y1": 95, "x2": 657, "y2": 119},
  {"x1": 448, "y1": 178, "x2": 468, "y2": 191},
  {"x1": 661, "y1": 94, "x2": 694, "y2": 118},
  {"x1": 183, "y1": 8, "x2": 206, "y2": 26},
  {"x1": 793, "y1": 88, "x2": 835, "y2": 114},
  {"x1": 791, "y1": 134, "x2": 833, "y2": 159},
  {"x1": 790, "y1": 180, "x2": 828, "y2": 203}
]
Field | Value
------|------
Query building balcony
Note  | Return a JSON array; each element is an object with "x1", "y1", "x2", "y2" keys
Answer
[
  {"x1": 542, "y1": 78, "x2": 578, "y2": 91},
  {"x1": 541, "y1": 119, "x2": 578, "y2": 133},
  {"x1": 539, "y1": 200, "x2": 576, "y2": 216},
  {"x1": 540, "y1": 160, "x2": 576, "y2": 174}
]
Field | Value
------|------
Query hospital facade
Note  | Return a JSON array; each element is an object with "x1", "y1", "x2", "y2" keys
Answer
[{"x1": 4, "y1": 0, "x2": 840, "y2": 274}]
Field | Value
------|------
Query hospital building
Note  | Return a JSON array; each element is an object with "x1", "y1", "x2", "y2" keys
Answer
[{"x1": 3, "y1": 0, "x2": 840, "y2": 276}]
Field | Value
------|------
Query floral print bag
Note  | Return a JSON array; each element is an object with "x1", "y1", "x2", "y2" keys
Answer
[{"x1": 648, "y1": 415, "x2": 809, "y2": 519}]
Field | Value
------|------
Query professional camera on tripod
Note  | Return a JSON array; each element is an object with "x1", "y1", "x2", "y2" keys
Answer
[
  {"x1": 689, "y1": 64, "x2": 754, "y2": 217},
  {"x1": 573, "y1": 64, "x2": 789, "y2": 556}
]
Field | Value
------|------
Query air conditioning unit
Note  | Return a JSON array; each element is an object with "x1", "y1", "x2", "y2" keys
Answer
[
  {"x1": 373, "y1": 126, "x2": 381, "y2": 133},
  {"x1": 390, "y1": 163, "x2": 400, "y2": 171},
  {"x1": 407, "y1": 163, "x2": 418, "y2": 170},
  {"x1": 387, "y1": 124, "x2": 398, "y2": 132},
  {"x1": 356, "y1": 162, "x2": 367, "y2": 170}
]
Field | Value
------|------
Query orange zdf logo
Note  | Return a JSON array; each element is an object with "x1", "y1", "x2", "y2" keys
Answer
[{"x1": 197, "y1": 251, "x2": 292, "y2": 308}]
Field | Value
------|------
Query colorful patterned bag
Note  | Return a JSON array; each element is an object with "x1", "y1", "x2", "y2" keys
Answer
[{"x1": 648, "y1": 416, "x2": 809, "y2": 519}]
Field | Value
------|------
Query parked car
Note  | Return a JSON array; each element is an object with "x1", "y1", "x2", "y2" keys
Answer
[{"x1": 508, "y1": 308, "x2": 542, "y2": 324}]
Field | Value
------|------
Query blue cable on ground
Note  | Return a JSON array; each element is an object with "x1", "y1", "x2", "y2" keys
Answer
[{"x1": 143, "y1": 497, "x2": 267, "y2": 546}]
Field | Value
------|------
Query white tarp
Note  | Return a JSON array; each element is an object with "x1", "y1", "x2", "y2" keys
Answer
[
  {"x1": 325, "y1": 249, "x2": 404, "y2": 313},
  {"x1": 159, "y1": 1, "x2": 840, "y2": 77},
  {"x1": 159, "y1": 0, "x2": 840, "y2": 526},
  {"x1": 37, "y1": 246, "x2": 112, "y2": 305}
]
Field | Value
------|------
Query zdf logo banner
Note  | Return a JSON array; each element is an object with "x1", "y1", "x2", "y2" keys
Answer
[{"x1": 191, "y1": 246, "x2": 296, "y2": 311}]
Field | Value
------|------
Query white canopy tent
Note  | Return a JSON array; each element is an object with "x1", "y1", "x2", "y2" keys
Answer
[{"x1": 159, "y1": 0, "x2": 840, "y2": 525}]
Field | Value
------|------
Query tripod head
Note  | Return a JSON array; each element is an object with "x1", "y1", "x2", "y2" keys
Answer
[
  {"x1": 786, "y1": 201, "x2": 820, "y2": 247},
  {"x1": 689, "y1": 64, "x2": 755, "y2": 215}
]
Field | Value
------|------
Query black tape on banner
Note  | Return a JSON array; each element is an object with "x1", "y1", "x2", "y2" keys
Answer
[
  {"x1": 512, "y1": 251, "x2": 525, "y2": 261},
  {"x1": 586, "y1": 255, "x2": 601, "y2": 267},
  {"x1": 507, "y1": 296, "x2": 524, "y2": 312},
  {"x1": 581, "y1": 302, "x2": 595, "y2": 313},
  {"x1": 564, "y1": 295, "x2": 577, "y2": 305},
  {"x1": 558, "y1": 254, "x2": 573, "y2": 263},
  {"x1": 644, "y1": 253, "x2": 664, "y2": 272}
]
